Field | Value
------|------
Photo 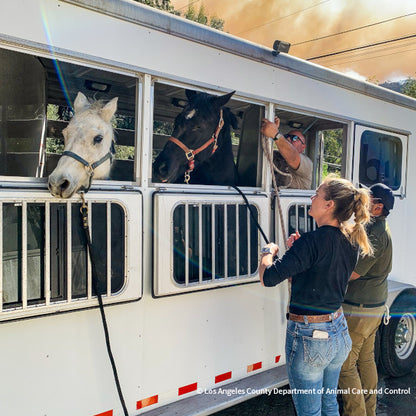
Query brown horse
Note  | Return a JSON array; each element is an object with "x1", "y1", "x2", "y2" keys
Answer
[{"x1": 152, "y1": 90, "x2": 237, "y2": 185}]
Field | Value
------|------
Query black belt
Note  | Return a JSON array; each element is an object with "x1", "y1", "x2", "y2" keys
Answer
[{"x1": 343, "y1": 300, "x2": 385, "y2": 308}]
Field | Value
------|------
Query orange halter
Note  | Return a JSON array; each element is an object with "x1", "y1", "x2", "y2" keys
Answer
[{"x1": 168, "y1": 109, "x2": 224, "y2": 184}]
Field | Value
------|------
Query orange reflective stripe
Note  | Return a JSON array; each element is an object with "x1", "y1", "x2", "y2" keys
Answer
[
  {"x1": 247, "y1": 361, "x2": 262, "y2": 372},
  {"x1": 136, "y1": 395, "x2": 159, "y2": 410},
  {"x1": 178, "y1": 382, "x2": 198, "y2": 396},
  {"x1": 94, "y1": 411, "x2": 113, "y2": 416},
  {"x1": 215, "y1": 371, "x2": 232, "y2": 383}
]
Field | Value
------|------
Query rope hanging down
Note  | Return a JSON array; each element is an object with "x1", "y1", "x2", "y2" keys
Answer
[
  {"x1": 261, "y1": 136, "x2": 289, "y2": 251},
  {"x1": 80, "y1": 193, "x2": 129, "y2": 416}
]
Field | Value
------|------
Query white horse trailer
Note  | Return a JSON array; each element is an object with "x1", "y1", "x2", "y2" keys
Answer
[{"x1": 0, "y1": 1, "x2": 415, "y2": 415}]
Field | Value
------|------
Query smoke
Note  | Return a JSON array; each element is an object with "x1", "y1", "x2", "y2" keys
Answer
[{"x1": 172, "y1": 0, "x2": 416, "y2": 82}]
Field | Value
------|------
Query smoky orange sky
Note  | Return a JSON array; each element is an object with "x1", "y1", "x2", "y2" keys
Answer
[{"x1": 171, "y1": 0, "x2": 416, "y2": 83}]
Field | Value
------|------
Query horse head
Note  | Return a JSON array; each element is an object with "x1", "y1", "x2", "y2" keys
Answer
[
  {"x1": 48, "y1": 92, "x2": 118, "y2": 198},
  {"x1": 153, "y1": 90, "x2": 235, "y2": 184}
]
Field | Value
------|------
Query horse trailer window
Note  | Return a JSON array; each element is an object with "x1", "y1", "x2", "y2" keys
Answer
[
  {"x1": 359, "y1": 130, "x2": 402, "y2": 190},
  {"x1": 152, "y1": 82, "x2": 263, "y2": 187},
  {"x1": 274, "y1": 109, "x2": 347, "y2": 189},
  {"x1": 0, "y1": 47, "x2": 137, "y2": 181},
  {"x1": 2, "y1": 200, "x2": 126, "y2": 316},
  {"x1": 172, "y1": 202, "x2": 259, "y2": 286}
]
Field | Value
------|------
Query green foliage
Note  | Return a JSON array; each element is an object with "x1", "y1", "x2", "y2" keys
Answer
[
  {"x1": 185, "y1": 4, "x2": 224, "y2": 30},
  {"x1": 322, "y1": 129, "x2": 342, "y2": 179},
  {"x1": 46, "y1": 104, "x2": 64, "y2": 154},
  {"x1": 153, "y1": 120, "x2": 173, "y2": 135},
  {"x1": 402, "y1": 76, "x2": 416, "y2": 99},
  {"x1": 46, "y1": 138, "x2": 64, "y2": 154},
  {"x1": 114, "y1": 145, "x2": 135, "y2": 160},
  {"x1": 133, "y1": 0, "x2": 224, "y2": 30},
  {"x1": 47, "y1": 104, "x2": 59, "y2": 120},
  {"x1": 134, "y1": 0, "x2": 179, "y2": 15},
  {"x1": 209, "y1": 15, "x2": 224, "y2": 31}
]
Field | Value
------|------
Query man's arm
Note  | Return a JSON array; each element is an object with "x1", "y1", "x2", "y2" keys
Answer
[
  {"x1": 261, "y1": 118, "x2": 301, "y2": 170},
  {"x1": 274, "y1": 135, "x2": 301, "y2": 170}
]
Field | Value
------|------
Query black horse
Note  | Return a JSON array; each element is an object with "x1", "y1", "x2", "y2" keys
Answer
[{"x1": 152, "y1": 90, "x2": 237, "y2": 185}]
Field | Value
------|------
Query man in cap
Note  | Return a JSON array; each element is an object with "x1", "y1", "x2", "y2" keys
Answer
[
  {"x1": 261, "y1": 117, "x2": 312, "y2": 189},
  {"x1": 339, "y1": 183, "x2": 395, "y2": 416}
]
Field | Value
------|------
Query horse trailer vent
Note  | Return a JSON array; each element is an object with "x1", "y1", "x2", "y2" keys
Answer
[
  {"x1": 172, "y1": 202, "x2": 259, "y2": 286},
  {"x1": 1, "y1": 200, "x2": 126, "y2": 317}
]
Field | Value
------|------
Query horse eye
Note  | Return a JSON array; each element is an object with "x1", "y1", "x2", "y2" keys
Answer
[{"x1": 93, "y1": 135, "x2": 103, "y2": 144}]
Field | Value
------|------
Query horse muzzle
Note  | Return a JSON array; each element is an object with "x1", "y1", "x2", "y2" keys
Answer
[{"x1": 48, "y1": 174, "x2": 79, "y2": 199}]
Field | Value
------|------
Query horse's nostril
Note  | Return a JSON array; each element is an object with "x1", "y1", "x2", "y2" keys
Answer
[
  {"x1": 153, "y1": 160, "x2": 168, "y2": 179},
  {"x1": 159, "y1": 162, "x2": 168, "y2": 176},
  {"x1": 60, "y1": 180, "x2": 70, "y2": 192}
]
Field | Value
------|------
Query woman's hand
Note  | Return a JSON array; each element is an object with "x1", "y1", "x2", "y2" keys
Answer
[
  {"x1": 262, "y1": 243, "x2": 279, "y2": 257},
  {"x1": 287, "y1": 231, "x2": 301, "y2": 248},
  {"x1": 259, "y1": 242, "x2": 279, "y2": 286}
]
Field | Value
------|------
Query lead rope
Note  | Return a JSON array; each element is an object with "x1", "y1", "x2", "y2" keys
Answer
[
  {"x1": 231, "y1": 185, "x2": 269, "y2": 245},
  {"x1": 231, "y1": 137, "x2": 290, "y2": 250},
  {"x1": 80, "y1": 193, "x2": 129, "y2": 416},
  {"x1": 261, "y1": 136, "x2": 288, "y2": 251},
  {"x1": 260, "y1": 136, "x2": 292, "y2": 313}
]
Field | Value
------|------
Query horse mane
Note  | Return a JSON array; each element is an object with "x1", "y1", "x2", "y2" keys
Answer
[{"x1": 75, "y1": 97, "x2": 110, "y2": 114}]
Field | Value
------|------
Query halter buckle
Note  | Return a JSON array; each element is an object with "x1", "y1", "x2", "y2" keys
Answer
[
  {"x1": 185, "y1": 150, "x2": 195, "y2": 161},
  {"x1": 84, "y1": 164, "x2": 94, "y2": 176}
]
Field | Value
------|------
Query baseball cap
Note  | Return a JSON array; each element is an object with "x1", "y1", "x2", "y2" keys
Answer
[{"x1": 370, "y1": 183, "x2": 394, "y2": 213}]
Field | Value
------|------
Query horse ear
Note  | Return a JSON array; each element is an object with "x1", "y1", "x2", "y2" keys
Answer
[
  {"x1": 211, "y1": 91, "x2": 235, "y2": 109},
  {"x1": 185, "y1": 89, "x2": 198, "y2": 103},
  {"x1": 101, "y1": 97, "x2": 118, "y2": 122},
  {"x1": 74, "y1": 92, "x2": 91, "y2": 113}
]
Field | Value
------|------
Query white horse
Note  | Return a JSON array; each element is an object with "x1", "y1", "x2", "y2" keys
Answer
[{"x1": 48, "y1": 92, "x2": 118, "y2": 198}]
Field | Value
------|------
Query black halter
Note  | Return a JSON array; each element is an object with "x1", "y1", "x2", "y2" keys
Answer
[{"x1": 62, "y1": 140, "x2": 115, "y2": 191}]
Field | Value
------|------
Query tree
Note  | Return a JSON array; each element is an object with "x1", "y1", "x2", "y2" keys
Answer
[
  {"x1": 134, "y1": 0, "x2": 179, "y2": 15},
  {"x1": 185, "y1": 4, "x2": 224, "y2": 30},
  {"x1": 133, "y1": 0, "x2": 224, "y2": 31},
  {"x1": 402, "y1": 76, "x2": 416, "y2": 99},
  {"x1": 322, "y1": 129, "x2": 343, "y2": 178},
  {"x1": 209, "y1": 15, "x2": 224, "y2": 31}
]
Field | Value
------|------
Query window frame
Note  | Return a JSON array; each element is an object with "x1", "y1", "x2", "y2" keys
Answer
[
  {"x1": 153, "y1": 192, "x2": 269, "y2": 296},
  {"x1": 0, "y1": 46, "x2": 141, "y2": 186},
  {"x1": 150, "y1": 79, "x2": 266, "y2": 188},
  {"x1": 0, "y1": 190, "x2": 142, "y2": 322},
  {"x1": 353, "y1": 124, "x2": 408, "y2": 195}
]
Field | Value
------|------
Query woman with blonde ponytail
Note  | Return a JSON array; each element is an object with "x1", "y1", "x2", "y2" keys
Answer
[
  {"x1": 324, "y1": 176, "x2": 373, "y2": 256},
  {"x1": 258, "y1": 176, "x2": 372, "y2": 416}
]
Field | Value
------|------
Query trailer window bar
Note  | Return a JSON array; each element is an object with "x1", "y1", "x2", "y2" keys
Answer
[
  {"x1": 1, "y1": 200, "x2": 126, "y2": 317},
  {"x1": 172, "y1": 202, "x2": 259, "y2": 287},
  {"x1": 288, "y1": 203, "x2": 315, "y2": 236}
]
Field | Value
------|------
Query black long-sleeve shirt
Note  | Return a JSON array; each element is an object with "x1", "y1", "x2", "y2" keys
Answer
[{"x1": 263, "y1": 225, "x2": 359, "y2": 315}]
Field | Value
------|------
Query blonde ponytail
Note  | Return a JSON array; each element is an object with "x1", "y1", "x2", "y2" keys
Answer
[
  {"x1": 347, "y1": 188, "x2": 373, "y2": 256},
  {"x1": 322, "y1": 176, "x2": 373, "y2": 255}
]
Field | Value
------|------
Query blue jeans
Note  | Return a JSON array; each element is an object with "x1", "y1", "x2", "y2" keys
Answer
[{"x1": 285, "y1": 313, "x2": 352, "y2": 416}]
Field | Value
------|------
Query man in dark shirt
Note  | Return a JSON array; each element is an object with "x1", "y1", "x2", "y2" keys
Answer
[{"x1": 339, "y1": 183, "x2": 394, "y2": 416}]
